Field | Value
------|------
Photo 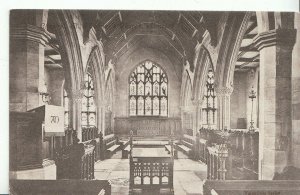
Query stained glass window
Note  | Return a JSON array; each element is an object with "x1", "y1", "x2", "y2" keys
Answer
[
  {"x1": 82, "y1": 73, "x2": 97, "y2": 127},
  {"x1": 63, "y1": 89, "x2": 69, "y2": 127},
  {"x1": 129, "y1": 60, "x2": 168, "y2": 116},
  {"x1": 202, "y1": 68, "x2": 216, "y2": 127}
]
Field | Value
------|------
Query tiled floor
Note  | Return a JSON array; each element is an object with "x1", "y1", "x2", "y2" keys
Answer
[{"x1": 94, "y1": 151, "x2": 207, "y2": 195}]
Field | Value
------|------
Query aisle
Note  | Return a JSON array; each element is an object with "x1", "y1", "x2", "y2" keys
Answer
[{"x1": 94, "y1": 151, "x2": 207, "y2": 195}]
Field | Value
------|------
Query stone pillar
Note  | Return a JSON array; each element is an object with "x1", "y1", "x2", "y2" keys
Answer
[
  {"x1": 254, "y1": 29, "x2": 296, "y2": 179},
  {"x1": 70, "y1": 88, "x2": 83, "y2": 142},
  {"x1": 10, "y1": 23, "x2": 50, "y2": 111},
  {"x1": 291, "y1": 13, "x2": 300, "y2": 169},
  {"x1": 47, "y1": 69, "x2": 65, "y2": 106},
  {"x1": 216, "y1": 86, "x2": 233, "y2": 130},
  {"x1": 192, "y1": 99, "x2": 203, "y2": 135}
]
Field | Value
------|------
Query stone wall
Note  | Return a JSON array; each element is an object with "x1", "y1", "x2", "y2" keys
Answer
[{"x1": 292, "y1": 13, "x2": 300, "y2": 169}]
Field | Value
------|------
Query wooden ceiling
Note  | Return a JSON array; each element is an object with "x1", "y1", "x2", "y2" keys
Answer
[
  {"x1": 43, "y1": 11, "x2": 260, "y2": 73},
  {"x1": 80, "y1": 10, "x2": 220, "y2": 66},
  {"x1": 235, "y1": 13, "x2": 259, "y2": 72}
]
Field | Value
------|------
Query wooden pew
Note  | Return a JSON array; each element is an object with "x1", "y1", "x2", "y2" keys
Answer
[
  {"x1": 10, "y1": 179, "x2": 111, "y2": 195},
  {"x1": 165, "y1": 144, "x2": 178, "y2": 159},
  {"x1": 55, "y1": 143, "x2": 95, "y2": 180},
  {"x1": 176, "y1": 134, "x2": 195, "y2": 157},
  {"x1": 104, "y1": 134, "x2": 121, "y2": 159},
  {"x1": 203, "y1": 180, "x2": 300, "y2": 195},
  {"x1": 122, "y1": 145, "x2": 131, "y2": 159},
  {"x1": 82, "y1": 127, "x2": 98, "y2": 142}
]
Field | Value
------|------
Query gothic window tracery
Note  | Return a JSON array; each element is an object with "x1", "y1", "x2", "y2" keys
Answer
[
  {"x1": 202, "y1": 68, "x2": 216, "y2": 127},
  {"x1": 82, "y1": 73, "x2": 97, "y2": 127},
  {"x1": 129, "y1": 60, "x2": 168, "y2": 116}
]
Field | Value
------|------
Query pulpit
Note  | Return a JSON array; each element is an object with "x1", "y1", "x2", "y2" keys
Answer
[
  {"x1": 10, "y1": 111, "x2": 46, "y2": 171},
  {"x1": 10, "y1": 105, "x2": 65, "y2": 179}
]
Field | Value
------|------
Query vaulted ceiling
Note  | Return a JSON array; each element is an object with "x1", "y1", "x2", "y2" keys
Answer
[{"x1": 79, "y1": 10, "x2": 221, "y2": 66}]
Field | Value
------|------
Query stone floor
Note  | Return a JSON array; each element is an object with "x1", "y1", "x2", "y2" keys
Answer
[{"x1": 94, "y1": 151, "x2": 207, "y2": 195}]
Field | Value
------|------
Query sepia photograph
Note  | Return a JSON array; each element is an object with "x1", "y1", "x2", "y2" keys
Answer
[{"x1": 5, "y1": 1, "x2": 300, "y2": 194}]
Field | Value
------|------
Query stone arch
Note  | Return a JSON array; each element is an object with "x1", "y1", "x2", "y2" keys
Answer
[
  {"x1": 215, "y1": 12, "x2": 251, "y2": 90},
  {"x1": 181, "y1": 70, "x2": 193, "y2": 109},
  {"x1": 85, "y1": 46, "x2": 106, "y2": 132},
  {"x1": 46, "y1": 10, "x2": 85, "y2": 137},
  {"x1": 216, "y1": 12, "x2": 296, "y2": 91},
  {"x1": 86, "y1": 46, "x2": 106, "y2": 106},
  {"x1": 104, "y1": 68, "x2": 115, "y2": 112},
  {"x1": 103, "y1": 68, "x2": 115, "y2": 135},
  {"x1": 192, "y1": 45, "x2": 214, "y2": 102}
]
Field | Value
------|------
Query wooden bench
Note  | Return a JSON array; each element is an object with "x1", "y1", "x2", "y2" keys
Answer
[
  {"x1": 165, "y1": 144, "x2": 178, "y2": 159},
  {"x1": 104, "y1": 134, "x2": 121, "y2": 159},
  {"x1": 176, "y1": 135, "x2": 195, "y2": 157},
  {"x1": 122, "y1": 145, "x2": 131, "y2": 159},
  {"x1": 119, "y1": 139, "x2": 130, "y2": 149}
]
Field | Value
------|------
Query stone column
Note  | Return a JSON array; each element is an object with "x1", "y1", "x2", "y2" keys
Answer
[
  {"x1": 215, "y1": 86, "x2": 233, "y2": 130},
  {"x1": 192, "y1": 99, "x2": 203, "y2": 135},
  {"x1": 254, "y1": 29, "x2": 296, "y2": 179},
  {"x1": 10, "y1": 23, "x2": 50, "y2": 111},
  {"x1": 292, "y1": 14, "x2": 300, "y2": 169}
]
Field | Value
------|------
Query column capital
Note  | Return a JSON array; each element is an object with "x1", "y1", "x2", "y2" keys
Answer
[
  {"x1": 10, "y1": 24, "x2": 51, "y2": 46},
  {"x1": 254, "y1": 29, "x2": 296, "y2": 51},
  {"x1": 215, "y1": 86, "x2": 233, "y2": 97}
]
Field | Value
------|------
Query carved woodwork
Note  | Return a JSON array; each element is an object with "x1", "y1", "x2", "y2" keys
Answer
[
  {"x1": 10, "y1": 111, "x2": 50, "y2": 171},
  {"x1": 115, "y1": 117, "x2": 181, "y2": 138}
]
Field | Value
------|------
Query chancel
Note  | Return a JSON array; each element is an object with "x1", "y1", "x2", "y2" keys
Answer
[{"x1": 9, "y1": 10, "x2": 300, "y2": 195}]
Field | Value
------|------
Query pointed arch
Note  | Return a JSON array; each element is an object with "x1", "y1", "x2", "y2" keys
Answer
[
  {"x1": 51, "y1": 10, "x2": 85, "y2": 135},
  {"x1": 181, "y1": 70, "x2": 193, "y2": 108},
  {"x1": 215, "y1": 12, "x2": 251, "y2": 89},
  {"x1": 83, "y1": 46, "x2": 106, "y2": 130},
  {"x1": 86, "y1": 46, "x2": 106, "y2": 106},
  {"x1": 192, "y1": 45, "x2": 214, "y2": 102},
  {"x1": 104, "y1": 68, "x2": 115, "y2": 135}
]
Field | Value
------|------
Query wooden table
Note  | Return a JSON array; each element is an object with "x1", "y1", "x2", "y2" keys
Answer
[{"x1": 129, "y1": 147, "x2": 174, "y2": 192}]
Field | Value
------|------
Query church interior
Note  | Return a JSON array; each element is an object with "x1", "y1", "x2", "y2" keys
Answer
[{"x1": 9, "y1": 10, "x2": 300, "y2": 195}]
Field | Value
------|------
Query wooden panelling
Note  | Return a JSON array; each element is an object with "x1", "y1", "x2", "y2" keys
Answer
[
  {"x1": 10, "y1": 112, "x2": 45, "y2": 171},
  {"x1": 115, "y1": 117, "x2": 181, "y2": 138}
]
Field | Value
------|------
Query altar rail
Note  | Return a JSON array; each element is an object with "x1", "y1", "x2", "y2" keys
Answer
[
  {"x1": 203, "y1": 180, "x2": 300, "y2": 195},
  {"x1": 195, "y1": 128, "x2": 259, "y2": 180},
  {"x1": 55, "y1": 143, "x2": 95, "y2": 180},
  {"x1": 10, "y1": 179, "x2": 111, "y2": 195},
  {"x1": 115, "y1": 117, "x2": 181, "y2": 138}
]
